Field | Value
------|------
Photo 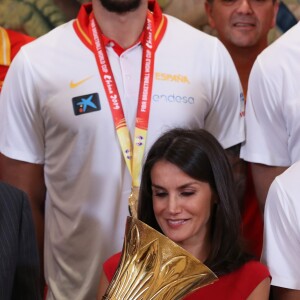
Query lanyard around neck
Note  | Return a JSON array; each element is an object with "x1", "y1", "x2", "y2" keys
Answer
[{"x1": 89, "y1": 13, "x2": 156, "y2": 216}]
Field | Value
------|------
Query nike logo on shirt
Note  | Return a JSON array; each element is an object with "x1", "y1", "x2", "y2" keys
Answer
[{"x1": 70, "y1": 76, "x2": 92, "y2": 88}]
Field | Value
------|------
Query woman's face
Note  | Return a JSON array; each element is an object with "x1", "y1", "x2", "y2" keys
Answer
[{"x1": 151, "y1": 160, "x2": 214, "y2": 252}]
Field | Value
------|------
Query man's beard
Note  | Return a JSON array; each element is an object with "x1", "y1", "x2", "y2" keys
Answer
[{"x1": 100, "y1": 0, "x2": 142, "y2": 13}]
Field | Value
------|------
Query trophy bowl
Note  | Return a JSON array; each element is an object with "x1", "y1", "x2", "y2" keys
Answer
[{"x1": 103, "y1": 216, "x2": 218, "y2": 300}]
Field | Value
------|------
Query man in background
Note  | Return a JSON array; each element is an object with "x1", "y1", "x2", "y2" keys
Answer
[
  {"x1": 241, "y1": 21, "x2": 300, "y2": 211},
  {"x1": 205, "y1": 0, "x2": 278, "y2": 257},
  {"x1": 205, "y1": 0, "x2": 278, "y2": 95}
]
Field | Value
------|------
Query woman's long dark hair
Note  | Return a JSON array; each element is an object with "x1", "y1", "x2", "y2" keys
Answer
[{"x1": 138, "y1": 128, "x2": 251, "y2": 276}]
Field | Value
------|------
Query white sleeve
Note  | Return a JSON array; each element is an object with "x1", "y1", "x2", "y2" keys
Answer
[
  {"x1": 240, "y1": 57, "x2": 290, "y2": 166},
  {"x1": 0, "y1": 49, "x2": 45, "y2": 164},
  {"x1": 262, "y1": 177, "x2": 300, "y2": 289},
  {"x1": 204, "y1": 40, "x2": 245, "y2": 150}
]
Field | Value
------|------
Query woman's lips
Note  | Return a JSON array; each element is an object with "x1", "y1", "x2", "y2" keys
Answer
[{"x1": 166, "y1": 219, "x2": 189, "y2": 228}]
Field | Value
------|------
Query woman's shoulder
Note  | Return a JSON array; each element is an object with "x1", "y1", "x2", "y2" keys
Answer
[
  {"x1": 235, "y1": 260, "x2": 270, "y2": 278},
  {"x1": 225, "y1": 260, "x2": 270, "y2": 298},
  {"x1": 217, "y1": 260, "x2": 270, "y2": 287}
]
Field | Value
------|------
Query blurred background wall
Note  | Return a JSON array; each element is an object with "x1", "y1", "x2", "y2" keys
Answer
[{"x1": 0, "y1": 0, "x2": 299, "y2": 41}]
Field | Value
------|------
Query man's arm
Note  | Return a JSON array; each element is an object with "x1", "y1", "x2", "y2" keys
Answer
[
  {"x1": 0, "y1": 153, "x2": 46, "y2": 290},
  {"x1": 250, "y1": 163, "x2": 287, "y2": 213},
  {"x1": 13, "y1": 190, "x2": 41, "y2": 300},
  {"x1": 225, "y1": 144, "x2": 247, "y2": 210},
  {"x1": 272, "y1": 287, "x2": 300, "y2": 300}
]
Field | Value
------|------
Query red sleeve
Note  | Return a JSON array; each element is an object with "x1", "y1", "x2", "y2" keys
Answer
[
  {"x1": 6, "y1": 29, "x2": 35, "y2": 60},
  {"x1": 0, "y1": 28, "x2": 34, "y2": 90},
  {"x1": 235, "y1": 260, "x2": 270, "y2": 297},
  {"x1": 184, "y1": 260, "x2": 270, "y2": 300},
  {"x1": 103, "y1": 252, "x2": 122, "y2": 282}
]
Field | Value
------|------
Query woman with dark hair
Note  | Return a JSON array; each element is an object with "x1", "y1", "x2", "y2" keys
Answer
[{"x1": 98, "y1": 128, "x2": 270, "y2": 299}]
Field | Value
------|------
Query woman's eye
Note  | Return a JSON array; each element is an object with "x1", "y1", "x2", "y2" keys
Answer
[
  {"x1": 153, "y1": 191, "x2": 167, "y2": 197},
  {"x1": 181, "y1": 191, "x2": 195, "y2": 197}
]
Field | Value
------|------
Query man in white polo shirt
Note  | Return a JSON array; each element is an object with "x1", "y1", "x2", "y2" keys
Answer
[
  {"x1": 204, "y1": 0, "x2": 278, "y2": 258},
  {"x1": 0, "y1": 0, "x2": 244, "y2": 299},
  {"x1": 240, "y1": 22, "x2": 300, "y2": 212},
  {"x1": 262, "y1": 161, "x2": 300, "y2": 300}
]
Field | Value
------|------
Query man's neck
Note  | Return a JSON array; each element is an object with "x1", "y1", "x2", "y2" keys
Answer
[
  {"x1": 223, "y1": 41, "x2": 268, "y2": 96},
  {"x1": 92, "y1": 0, "x2": 148, "y2": 49}
]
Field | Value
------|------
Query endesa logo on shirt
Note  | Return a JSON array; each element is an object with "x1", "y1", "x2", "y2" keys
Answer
[{"x1": 72, "y1": 93, "x2": 101, "y2": 116}]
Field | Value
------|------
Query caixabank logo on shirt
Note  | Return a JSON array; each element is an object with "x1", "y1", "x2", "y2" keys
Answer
[{"x1": 72, "y1": 93, "x2": 101, "y2": 116}]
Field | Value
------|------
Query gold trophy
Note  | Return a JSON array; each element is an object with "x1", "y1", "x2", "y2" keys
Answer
[{"x1": 102, "y1": 216, "x2": 218, "y2": 299}]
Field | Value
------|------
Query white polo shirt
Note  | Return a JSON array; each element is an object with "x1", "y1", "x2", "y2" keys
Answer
[
  {"x1": 241, "y1": 22, "x2": 300, "y2": 166},
  {"x1": 262, "y1": 161, "x2": 300, "y2": 290}
]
